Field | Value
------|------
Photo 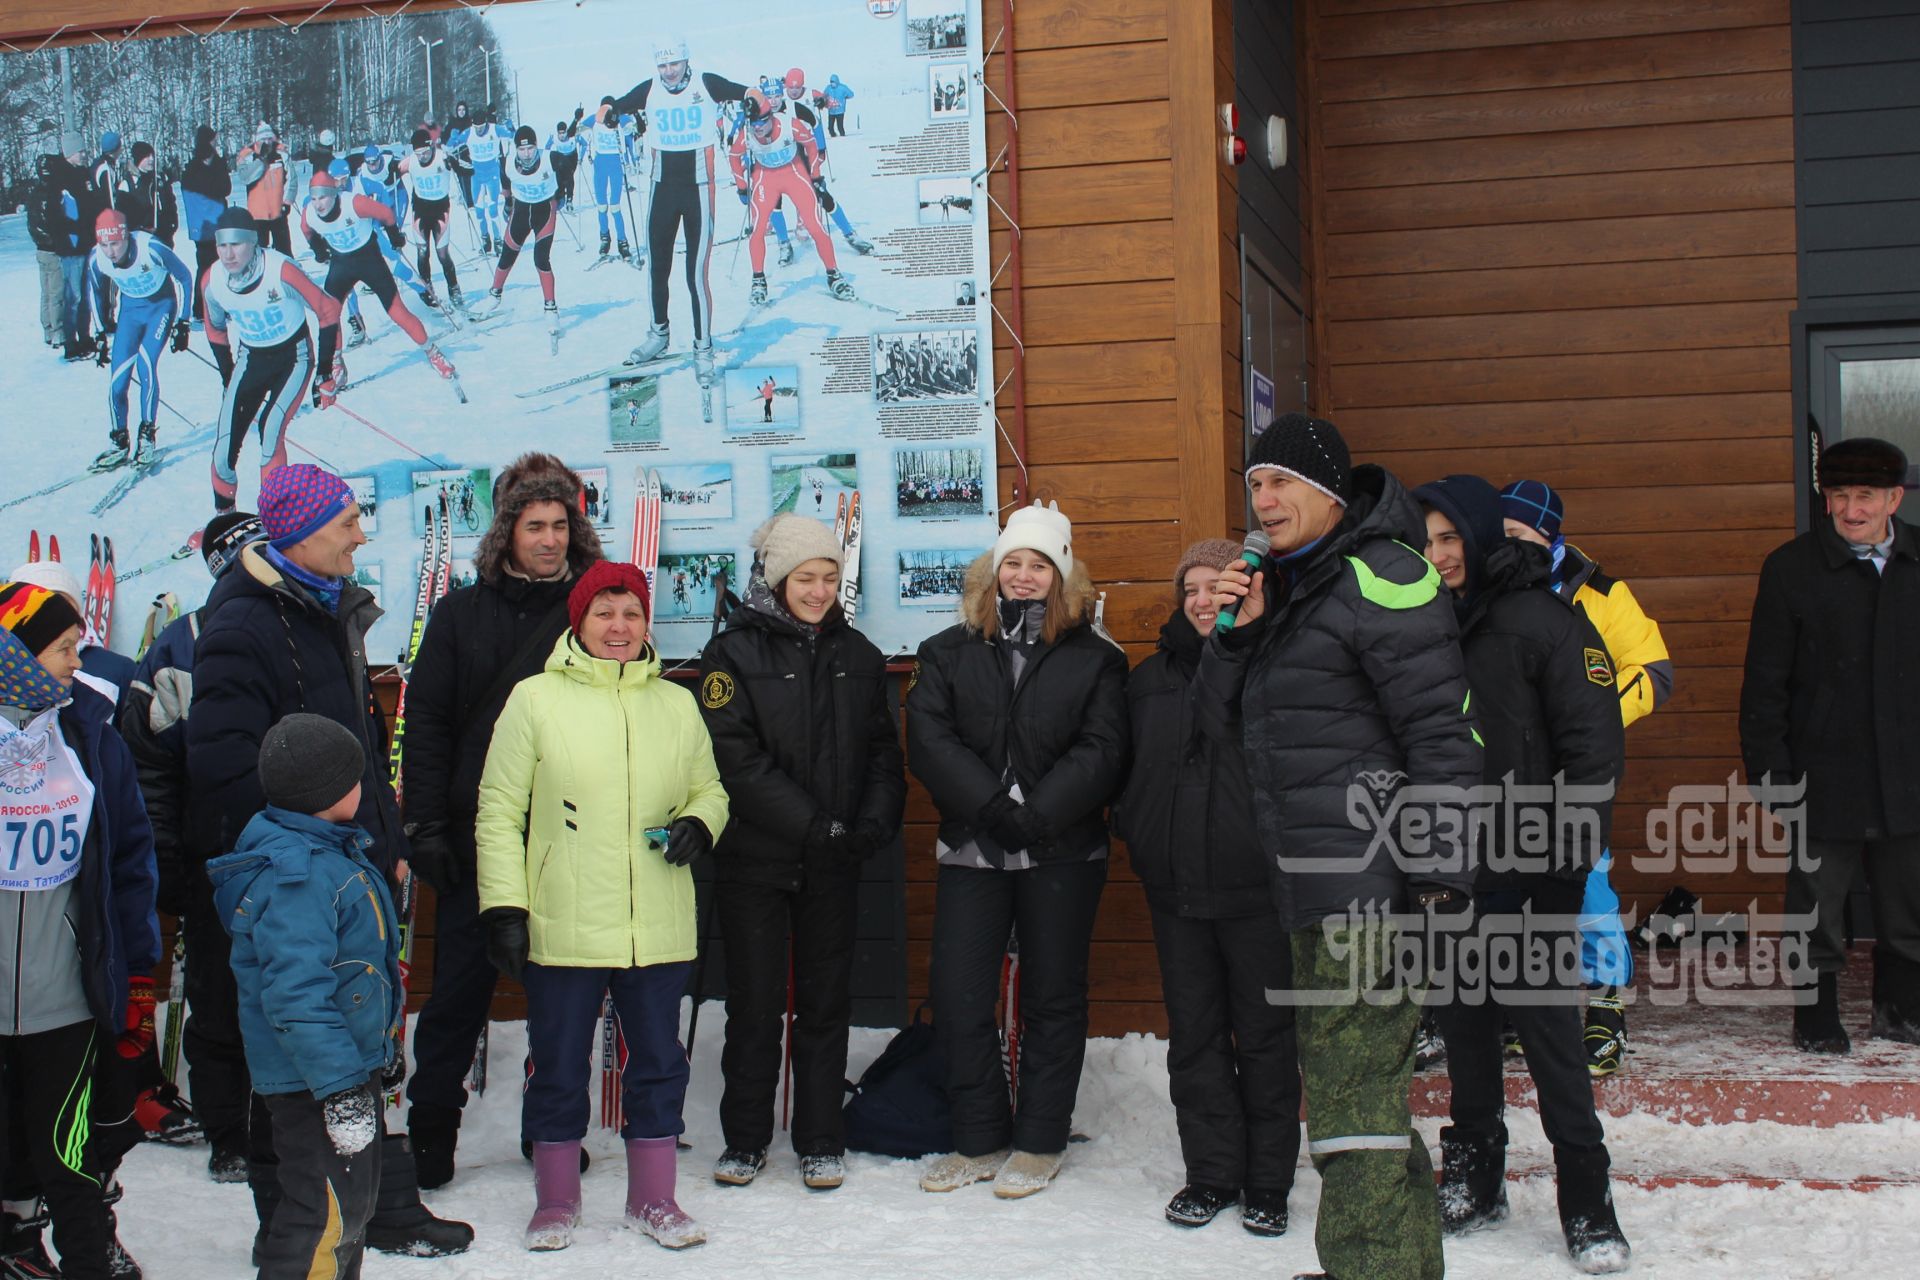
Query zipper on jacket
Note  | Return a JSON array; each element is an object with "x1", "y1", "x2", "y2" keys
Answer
[
  {"x1": 9, "y1": 896, "x2": 22, "y2": 1036},
  {"x1": 623, "y1": 684, "x2": 638, "y2": 965}
]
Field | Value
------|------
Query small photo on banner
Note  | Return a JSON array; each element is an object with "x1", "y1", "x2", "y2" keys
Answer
[
  {"x1": 915, "y1": 175, "x2": 974, "y2": 225},
  {"x1": 660, "y1": 464, "x2": 735, "y2": 522},
  {"x1": 609, "y1": 375, "x2": 664, "y2": 445},
  {"x1": 894, "y1": 448, "x2": 984, "y2": 519},
  {"x1": 724, "y1": 367, "x2": 801, "y2": 432},
  {"x1": 344, "y1": 475, "x2": 379, "y2": 535},
  {"x1": 927, "y1": 63, "x2": 969, "y2": 119},
  {"x1": 656, "y1": 553, "x2": 738, "y2": 621},
  {"x1": 772, "y1": 453, "x2": 857, "y2": 519},
  {"x1": 573, "y1": 465, "x2": 615, "y2": 529},
  {"x1": 411, "y1": 468, "x2": 493, "y2": 537},
  {"x1": 897, "y1": 548, "x2": 971, "y2": 609},
  {"x1": 873, "y1": 330, "x2": 979, "y2": 401}
]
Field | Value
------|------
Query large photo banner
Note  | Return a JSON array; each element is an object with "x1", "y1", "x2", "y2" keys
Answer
[{"x1": 0, "y1": 0, "x2": 992, "y2": 663}]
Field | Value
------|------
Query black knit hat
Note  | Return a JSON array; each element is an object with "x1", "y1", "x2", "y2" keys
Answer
[
  {"x1": 257, "y1": 713, "x2": 364, "y2": 816},
  {"x1": 1821, "y1": 437, "x2": 1909, "y2": 490},
  {"x1": 202, "y1": 511, "x2": 265, "y2": 579},
  {"x1": 1247, "y1": 412, "x2": 1352, "y2": 504},
  {"x1": 0, "y1": 582, "x2": 86, "y2": 659}
]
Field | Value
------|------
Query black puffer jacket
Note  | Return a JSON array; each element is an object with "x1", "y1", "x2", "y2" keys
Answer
[
  {"x1": 1192, "y1": 465, "x2": 1481, "y2": 928},
  {"x1": 1114, "y1": 610, "x2": 1267, "y2": 918},
  {"x1": 698, "y1": 600, "x2": 906, "y2": 890},
  {"x1": 1740, "y1": 515, "x2": 1920, "y2": 840},
  {"x1": 1456, "y1": 540, "x2": 1623, "y2": 885},
  {"x1": 907, "y1": 554, "x2": 1130, "y2": 867},
  {"x1": 186, "y1": 546, "x2": 405, "y2": 872}
]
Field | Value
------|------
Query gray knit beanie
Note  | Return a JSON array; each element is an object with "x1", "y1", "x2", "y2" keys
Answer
[
  {"x1": 258, "y1": 713, "x2": 364, "y2": 815},
  {"x1": 1173, "y1": 538, "x2": 1242, "y2": 598},
  {"x1": 751, "y1": 514, "x2": 842, "y2": 587}
]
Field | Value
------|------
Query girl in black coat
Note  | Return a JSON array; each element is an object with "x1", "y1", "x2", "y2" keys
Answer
[
  {"x1": 1114, "y1": 539, "x2": 1300, "y2": 1235},
  {"x1": 905, "y1": 504, "x2": 1129, "y2": 1198},
  {"x1": 698, "y1": 515, "x2": 906, "y2": 1190}
]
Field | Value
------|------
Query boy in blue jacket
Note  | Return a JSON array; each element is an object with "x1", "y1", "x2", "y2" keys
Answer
[{"x1": 209, "y1": 713, "x2": 403, "y2": 1279}]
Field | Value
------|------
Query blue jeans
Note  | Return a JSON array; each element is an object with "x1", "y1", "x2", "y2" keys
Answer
[
  {"x1": 59, "y1": 254, "x2": 89, "y2": 345},
  {"x1": 521, "y1": 959, "x2": 693, "y2": 1142}
]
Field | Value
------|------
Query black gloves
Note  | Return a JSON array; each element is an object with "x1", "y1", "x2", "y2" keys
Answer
[
  {"x1": 309, "y1": 238, "x2": 331, "y2": 263},
  {"x1": 664, "y1": 817, "x2": 711, "y2": 867},
  {"x1": 386, "y1": 224, "x2": 406, "y2": 249},
  {"x1": 381, "y1": 1048, "x2": 407, "y2": 1092},
  {"x1": 805, "y1": 814, "x2": 849, "y2": 855},
  {"x1": 170, "y1": 319, "x2": 190, "y2": 353},
  {"x1": 481, "y1": 906, "x2": 530, "y2": 981},
  {"x1": 405, "y1": 821, "x2": 460, "y2": 894},
  {"x1": 321, "y1": 1083, "x2": 378, "y2": 1156},
  {"x1": 978, "y1": 791, "x2": 1051, "y2": 856},
  {"x1": 810, "y1": 177, "x2": 836, "y2": 213}
]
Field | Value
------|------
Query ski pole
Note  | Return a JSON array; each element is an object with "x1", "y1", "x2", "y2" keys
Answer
[
  {"x1": 780, "y1": 939, "x2": 796, "y2": 1132},
  {"x1": 326, "y1": 401, "x2": 444, "y2": 465}
]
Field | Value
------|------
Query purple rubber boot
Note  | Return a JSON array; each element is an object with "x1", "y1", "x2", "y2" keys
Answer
[
  {"x1": 625, "y1": 1136, "x2": 707, "y2": 1248},
  {"x1": 524, "y1": 1140, "x2": 583, "y2": 1251}
]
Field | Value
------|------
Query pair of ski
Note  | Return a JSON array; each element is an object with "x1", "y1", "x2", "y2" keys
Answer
[
  {"x1": 24, "y1": 531, "x2": 115, "y2": 646},
  {"x1": 832, "y1": 490, "x2": 864, "y2": 621},
  {"x1": 596, "y1": 468, "x2": 666, "y2": 1131}
]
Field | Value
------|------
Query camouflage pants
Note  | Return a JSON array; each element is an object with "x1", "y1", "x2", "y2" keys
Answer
[{"x1": 1293, "y1": 920, "x2": 1443, "y2": 1280}]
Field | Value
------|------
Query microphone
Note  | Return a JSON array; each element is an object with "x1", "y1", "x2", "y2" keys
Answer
[{"x1": 1213, "y1": 530, "x2": 1271, "y2": 632}]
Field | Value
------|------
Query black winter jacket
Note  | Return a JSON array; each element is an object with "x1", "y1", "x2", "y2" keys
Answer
[
  {"x1": 1740, "y1": 515, "x2": 1920, "y2": 840},
  {"x1": 907, "y1": 556, "x2": 1130, "y2": 868},
  {"x1": 1455, "y1": 541, "x2": 1623, "y2": 885},
  {"x1": 1114, "y1": 610, "x2": 1268, "y2": 918},
  {"x1": 39, "y1": 156, "x2": 96, "y2": 257},
  {"x1": 399, "y1": 572, "x2": 574, "y2": 874},
  {"x1": 186, "y1": 547, "x2": 405, "y2": 872},
  {"x1": 26, "y1": 156, "x2": 58, "y2": 251},
  {"x1": 699, "y1": 602, "x2": 906, "y2": 890},
  {"x1": 120, "y1": 169, "x2": 180, "y2": 241},
  {"x1": 1192, "y1": 465, "x2": 1482, "y2": 929}
]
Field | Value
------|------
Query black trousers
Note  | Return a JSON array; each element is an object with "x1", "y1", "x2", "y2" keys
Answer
[
  {"x1": 184, "y1": 862, "x2": 252, "y2": 1150},
  {"x1": 1433, "y1": 883, "x2": 1606, "y2": 1153},
  {"x1": 0, "y1": 1021, "x2": 111, "y2": 1279},
  {"x1": 255, "y1": 1076, "x2": 382, "y2": 1280},
  {"x1": 645, "y1": 178, "x2": 714, "y2": 340},
  {"x1": 192, "y1": 239, "x2": 217, "y2": 322},
  {"x1": 1791, "y1": 834, "x2": 1920, "y2": 973},
  {"x1": 1149, "y1": 906, "x2": 1302, "y2": 1191},
  {"x1": 717, "y1": 874, "x2": 859, "y2": 1155},
  {"x1": 406, "y1": 879, "x2": 498, "y2": 1115},
  {"x1": 930, "y1": 858, "x2": 1107, "y2": 1156}
]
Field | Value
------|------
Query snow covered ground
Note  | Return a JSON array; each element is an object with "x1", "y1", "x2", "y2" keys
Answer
[{"x1": 112, "y1": 1010, "x2": 1920, "y2": 1279}]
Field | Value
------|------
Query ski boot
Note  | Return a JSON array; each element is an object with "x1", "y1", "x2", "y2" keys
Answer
[
  {"x1": 425, "y1": 343, "x2": 456, "y2": 380},
  {"x1": 446, "y1": 282, "x2": 466, "y2": 314},
  {"x1": 618, "y1": 237, "x2": 633, "y2": 262},
  {"x1": 629, "y1": 323, "x2": 671, "y2": 365},
  {"x1": 90, "y1": 426, "x2": 132, "y2": 473},
  {"x1": 598, "y1": 230, "x2": 612, "y2": 260},
  {"x1": 1, "y1": 1198, "x2": 57, "y2": 1277},
  {"x1": 749, "y1": 272, "x2": 770, "y2": 307},
  {"x1": 1585, "y1": 991, "x2": 1627, "y2": 1077},
  {"x1": 345, "y1": 313, "x2": 367, "y2": 348},
  {"x1": 420, "y1": 285, "x2": 442, "y2": 311},
  {"x1": 546, "y1": 300, "x2": 562, "y2": 355},
  {"x1": 133, "y1": 423, "x2": 159, "y2": 472},
  {"x1": 826, "y1": 269, "x2": 856, "y2": 301},
  {"x1": 844, "y1": 231, "x2": 876, "y2": 255},
  {"x1": 777, "y1": 238, "x2": 795, "y2": 267},
  {"x1": 693, "y1": 336, "x2": 715, "y2": 388}
]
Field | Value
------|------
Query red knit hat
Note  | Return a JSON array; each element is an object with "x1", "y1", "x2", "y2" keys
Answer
[{"x1": 568, "y1": 560, "x2": 652, "y2": 634}]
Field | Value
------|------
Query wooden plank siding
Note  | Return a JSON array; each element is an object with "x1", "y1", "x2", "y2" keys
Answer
[{"x1": 1304, "y1": 0, "x2": 1800, "y2": 921}]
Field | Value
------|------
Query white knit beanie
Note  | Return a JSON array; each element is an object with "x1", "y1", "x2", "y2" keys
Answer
[
  {"x1": 7, "y1": 560, "x2": 85, "y2": 610},
  {"x1": 990, "y1": 502, "x2": 1073, "y2": 580},
  {"x1": 751, "y1": 514, "x2": 843, "y2": 587}
]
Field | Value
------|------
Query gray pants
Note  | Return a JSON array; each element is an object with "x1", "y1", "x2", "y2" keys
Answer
[
  {"x1": 1789, "y1": 834, "x2": 1920, "y2": 972},
  {"x1": 36, "y1": 250, "x2": 61, "y2": 344}
]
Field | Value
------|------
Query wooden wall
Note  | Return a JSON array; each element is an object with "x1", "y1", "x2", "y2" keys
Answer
[{"x1": 1302, "y1": 0, "x2": 1799, "y2": 919}]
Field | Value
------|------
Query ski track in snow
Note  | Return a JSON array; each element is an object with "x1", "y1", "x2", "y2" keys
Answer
[{"x1": 113, "y1": 1012, "x2": 1920, "y2": 1279}]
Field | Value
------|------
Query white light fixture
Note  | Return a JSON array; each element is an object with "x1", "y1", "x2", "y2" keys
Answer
[{"x1": 1265, "y1": 115, "x2": 1288, "y2": 170}]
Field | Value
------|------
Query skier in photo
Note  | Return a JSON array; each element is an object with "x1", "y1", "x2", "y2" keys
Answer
[
  {"x1": 200, "y1": 206, "x2": 342, "y2": 516},
  {"x1": 769, "y1": 68, "x2": 875, "y2": 259},
  {"x1": 481, "y1": 127, "x2": 562, "y2": 332},
  {"x1": 446, "y1": 102, "x2": 476, "y2": 209},
  {"x1": 299, "y1": 170, "x2": 457, "y2": 381},
  {"x1": 180, "y1": 125, "x2": 230, "y2": 324},
  {"x1": 120, "y1": 141, "x2": 180, "y2": 244},
  {"x1": 466, "y1": 111, "x2": 507, "y2": 256},
  {"x1": 349, "y1": 146, "x2": 432, "y2": 305},
  {"x1": 761, "y1": 375, "x2": 776, "y2": 422},
  {"x1": 699, "y1": 516, "x2": 905, "y2": 1192},
  {"x1": 236, "y1": 122, "x2": 293, "y2": 254},
  {"x1": 822, "y1": 74, "x2": 853, "y2": 137},
  {"x1": 730, "y1": 89, "x2": 856, "y2": 307},
  {"x1": 580, "y1": 97, "x2": 633, "y2": 262},
  {"x1": 547, "y1": 116, "x2": 583, "y2": 211},
  {"x1": 606, "y1": 34, "x2": 752, "y2": 376},
  {"x1": 397, "y1": 128, "x2": 466, "y2": 312},
  {"x1": 304, "y1": 129, "x2": 342, "y2": 200},
  {"x1": 86, "y1": 207, "x2": 193, "y2": 474}
]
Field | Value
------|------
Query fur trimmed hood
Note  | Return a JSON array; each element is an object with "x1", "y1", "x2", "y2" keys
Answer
[
  {"x1": 958, "y1": 550, "x2": 1099, "y2": 645},
  {"x1": 474, "y1": 453, "x2": 604, "y2": 583}
]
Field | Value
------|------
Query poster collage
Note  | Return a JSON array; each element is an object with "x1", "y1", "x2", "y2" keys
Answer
[{"x1": 0, "y1": 0, "x2": 994, "y2": 662}]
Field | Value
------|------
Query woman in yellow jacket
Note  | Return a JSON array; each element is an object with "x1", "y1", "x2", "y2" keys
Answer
[{"x1": 475, "y1": 560, "x2": 729, "y2": 1253}]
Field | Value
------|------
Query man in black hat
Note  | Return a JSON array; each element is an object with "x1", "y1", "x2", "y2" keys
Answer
[
  {"x1": 1742, "y1": 436, "x2": 1920, "y2": 1053},
  {"x1": 1193, "y1": 412, "x2": 1481, "y2": 1280}
]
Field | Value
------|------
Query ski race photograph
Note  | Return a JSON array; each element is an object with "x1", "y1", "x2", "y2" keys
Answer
[{"x1": 3, "y1": 2, "x2": 1920, "y2": 1279}]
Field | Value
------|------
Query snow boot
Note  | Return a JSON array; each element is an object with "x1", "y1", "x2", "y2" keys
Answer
[
  {"x1": 618, "y1": 237, "x2": 633, "y2": 261},
  {"x1": 1241, "y1": 1187, "x2": 1290, "y2": 1237},
  {"x1": 624, "y1": 1136, "x2": 706, "y2": 1248},
  {"x1": 993, "y1": 1149, "x2": 1064, "y2": 1199},
  {"x1": 826, "y1": 268, "x2": 856, "y2": 301},
  {"x1": 208, "y1": 1140, "x2": 249, "y2": 1184},
  {"x1": 1794, "y1": 970, "x2": 1851, "y2": 1054},
  {"x1": 844, "y1": 231, "x2": 875, "y2": 255},
  {"x1": 919, "y1": 1148, "x2": 1007, "y2": 1193},
  {"x1": 63, "y1": 336, "x2": 93, "y2": 362},
  {"x1": 1870, "y1": 948, "x2": 1920, "y2": 1044},
  {"x1": 346, "y1": 314, "x2": 367, "y2": 348},
  {"x1": 1414, "y1": 1008, "x2": 1446, "y2": 1071},
  {"x1": 1164, "y1": 1183, "x2": 1235, "y2": 1227},
  {"x1": 629, "y1": 323, "x2": 671, "y2": 365},
  {"x1": 524, "y1": 1140, "x2": 583, "y2": 1252},
  {"x1": 131, "y1": 423, "x2": 160, "y2": 472},
  {"x1": 1555, "y1": 1145, "x2": 1630, "y2": 1274},
  {"x1": 800, "y1": 1153, "x2": 845, "y2": 1190},
  {"x1": 712, "y1": 1146, "x2": 766, "y2": 1186},
  {"x1": 90, "y1": 427, "x2": 131, "y2": 473},
  {"x1": 365, "y1": 1133, "x2": 474, "y2": 1256},
  {"x1": 777, "y1": 238, "x2": 795, "y2": 267},
  {"x1": 1437, "y1": 1125, "x2": 1509, "y2": 1234},
  {"x1": 1585, "y1": 990, "x2": 1627, "y2": 1077},
  {"x1": 408, "y1": 1103, "x2": 461, "y2": 1191},
  {"x1": 749, "y1": 272, "x2": 770, "y2": 307},
  {"x1": 693, "y1": 336, "x2": 715, "y2": 388}
]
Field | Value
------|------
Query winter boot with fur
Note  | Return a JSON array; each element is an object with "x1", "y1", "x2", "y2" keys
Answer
[
  {"x1": 1794, "y1": 970, "x2": 1851, "y2": 1054},
  {"x1": 1870, "y1": 948, "x2": 1920, "y2": 1044},
  {"x1": 625, "y1": 1136, "x2": 706, "y2": 1248},
  {"x1": 1555, "y1": 1145, "x2": 1630, "y2": 1274},
  {"x1": 366, "y1": 1133, "x2": 474, "y2": 1256},
  {"x1": 993, "y1": 1149, "x2": 1065, "y2": 1199},
  {"x1": 408, "y1": 1102, "x2": 461, "y2": 1191},
  {"x1": 1437, "y1": 1125, "x2": 1509, "y2": 1234},
  {"x1": 919, "y1": 1148, "x2": 1008, "y2": 1193},
  {"x1": 524, "y1": 1140, "x2": 583, "y2": 1251}
]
